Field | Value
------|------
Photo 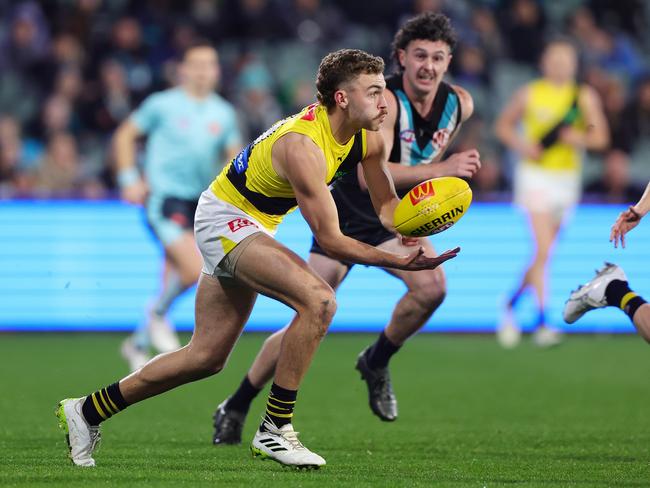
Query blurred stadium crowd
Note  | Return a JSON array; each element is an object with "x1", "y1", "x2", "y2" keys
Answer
[{"x1": 1, "y1": 0, "x2": 649, "y2": 202}]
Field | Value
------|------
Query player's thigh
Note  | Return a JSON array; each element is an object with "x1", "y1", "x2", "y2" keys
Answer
[
  {"x1": 233, "y1": 234, "x2": 336, "y2": 314},
  {"x1": 164, "y1": 231, "x2": 202, "y2": 283},
  {"x1": 307, "y1": 252, "x2": 350, "y2": 290},
  {"x1": 377, "y1": 237, "x2": 446, "y2": 292},
  {"x1": 190, "y1": 272, "x2": 257, "y2": 354}
]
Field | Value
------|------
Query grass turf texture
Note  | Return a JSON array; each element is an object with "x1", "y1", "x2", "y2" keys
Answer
[{"x1": 1, "y1": 333, "x2": 649, "y2": 487}]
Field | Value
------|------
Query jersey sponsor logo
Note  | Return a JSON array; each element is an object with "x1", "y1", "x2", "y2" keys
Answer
[
  {"x1": 208, "y1": 121, "x2": 221, "y2": 135},
  {"x1": 400, "y1": 129, "x2": 416, "y2": 143},
  {"x1": 409, "y1": 180, "x2": 436, "y2": 206},
  {"x1": 232, "y1": 145, "x2": 251, "y2": 174},
  {"x1": 227, "y1": 218, "x2": 258, "y2": 232},
  {"x1": 300, "y1": 103, "x2": 318, "y2": 121}
]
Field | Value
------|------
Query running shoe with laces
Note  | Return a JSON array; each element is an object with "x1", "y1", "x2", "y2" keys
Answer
[
  {"x1": 563, "y1": 263, "x2": 627, "y2": 324},
  {"x1": 251, "y1": 418, "x2": 326, "y2": 468}
]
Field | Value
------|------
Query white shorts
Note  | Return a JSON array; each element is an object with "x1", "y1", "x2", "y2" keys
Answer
[
  {"x1": 513, "y1": 163, "x2": 581, "y2": 222},
  {"x1": 194, "y1": 190, "x2": 274, "y2": 278}
]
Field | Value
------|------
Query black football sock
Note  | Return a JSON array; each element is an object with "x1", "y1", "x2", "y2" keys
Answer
[
  {"x1": 263, "y1": 383, "x2": 297, "y2": 429},
  {"x1": 605, "y1": 280, "x2": 647, "y2": 321},
  {"x1": 366, "y1": 331, "x2": 401, "y2": 370},
  {"x1": 605, "y1": 280, "x2": 631, "y2": 307},
  {"x1": 226, "y1": 375, "x2": 261, "y2": 414},
  {"x1": 81, "y1": 382, "x2": 129, "y2": 426}
]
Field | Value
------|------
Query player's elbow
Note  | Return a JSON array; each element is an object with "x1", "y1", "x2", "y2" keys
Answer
[
  {"x1": 592, "y1": 132, "x2": 610, "y2": 152},
  {"x1": 313, "y1": 232, "x2": 346, "y2": 260}
]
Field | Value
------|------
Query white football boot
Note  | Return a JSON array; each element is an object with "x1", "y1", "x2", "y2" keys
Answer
[
  {"x1": 251, "y1": 419, "x2": 326, "y2": 469},
  {"x1": 496, "y1": 306, "x2": 521, "y2": 349},
  {"x1": 148, "y1": 311, "x2": 181, "y2": 353},
  {"x1": 120, "y1": 337, "x2": 151, "y2": 372},
  {"x1": 563, "y1": 263, "x2": 627, "y2": 324},
  {"x1": 532, "y1": 326, "x2": 563, "y2": 348},
  {"x1": 55, "y1": 398, "x2": 101, "y2": 467}
]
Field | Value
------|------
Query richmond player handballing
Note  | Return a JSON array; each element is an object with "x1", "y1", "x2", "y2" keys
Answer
[
  {"x1": 212, "y1": 13, "x2": 479, "y2": 445},
  {"x1": 56, "y1": 48, "x2": 459, "y2": 469}
]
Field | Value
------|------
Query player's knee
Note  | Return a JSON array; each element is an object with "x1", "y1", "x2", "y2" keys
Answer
[
  {"x1": 178, "y1": 267, "x2": 200, "y2": 288},
  {"x1": 409, "y1": 272, "x2": 447, "y2": 310},
  {"x1": 300, "y1": 288, "x2": 337, "y2": 337},
  {"x1": 190, "y1": 349, "x2": 226, "y2": 376},
  {"x1": 415, "y1": 285, "x2": 446, "y2": 311}
]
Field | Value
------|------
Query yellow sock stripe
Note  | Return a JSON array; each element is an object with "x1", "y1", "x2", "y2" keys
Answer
[
  {"x1": 91, "y1": 393, "x2": 108, "y2": 420},
  {"x1": 265, "y1": 408, "x2": 293, "y2": 418},
  {"x1": 99, "y1": 390, "x2": 116, "y2": 415},
  {"x1": 267, "y1": 399, "x2": 292, "y2": 411},
  {"x1": 268, "y1": 396, "x2": 296, "y2": 405},
  {"x1": 102, "y1": 390, "x2": 119, "y2": 414},
  {"x1": 620, "y1": 292, "x2": 638, "y2": 310}
]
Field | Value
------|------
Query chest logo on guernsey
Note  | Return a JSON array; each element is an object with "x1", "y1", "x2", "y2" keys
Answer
[
  {"x1": 432, "y1": 128, "x2": 450, "y2": 150},
  {"x1": 400, "y1": 129, "x2": 416, "y2": 143},
  {"x1": 409, "y1": 180, "x2": 435, "y2": 206}
]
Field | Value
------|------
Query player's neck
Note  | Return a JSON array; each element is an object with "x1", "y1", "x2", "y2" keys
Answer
[
  {"x1": 327, "y1": 109, "x2": 358, "y2": 145},
  {"x1": 545, "y1": 76, "x2": 574, "y2": 88},
  {"x1": 402, "y1": 77, "x2": 438, "y2": 118},
  {"x1": 183, "y1": 85, "x2": 212, "y2": 100}
]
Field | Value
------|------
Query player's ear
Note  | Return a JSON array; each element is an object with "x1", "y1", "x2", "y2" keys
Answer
[
  {"x1": 335, "y1": 89, "x2": 348, "y2": 109},
  {"x1": 398, "y1": 49, "x2": 406, "y2": 69}
]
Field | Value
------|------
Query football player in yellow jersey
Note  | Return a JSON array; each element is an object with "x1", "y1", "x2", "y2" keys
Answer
[
  {"x1": 212, "y1": 13, "x2": 478, "y2": 440},
  {"x1": 55, "y1": 49, "x2": 460, "y2": 469},
  {"x1": 495, "y1": 39, "x2": 609, "y2": 348}
]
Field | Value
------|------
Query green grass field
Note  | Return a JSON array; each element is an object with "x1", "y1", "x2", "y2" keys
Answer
[{"x1": 1, "y1": 333, "x2": 649, "y2": 487}]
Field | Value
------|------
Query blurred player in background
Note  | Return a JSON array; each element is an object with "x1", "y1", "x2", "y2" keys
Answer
[
  {"x1": 113, "y1": 42, "x2": 241, "y2": 370},
  {"x1": 563, "y1": 180, "x2": 650, "y2": 340},
  {"x1": 495, "y1": 38, "x2": 609, "y2": 348},
  {"x1": 212, "y1": 12, "x2": 478, "y2": 445},
  {"x1": 56, "y1": 49, "x2": 459, "y2": 469}
]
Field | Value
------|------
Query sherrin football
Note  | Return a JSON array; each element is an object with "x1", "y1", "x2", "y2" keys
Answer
[{"x1": 393, "y1": 177, "x2": 472, "y2": 237}]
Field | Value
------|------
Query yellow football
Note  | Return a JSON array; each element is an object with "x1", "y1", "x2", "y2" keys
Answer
[{"x1": 393, "y1": 177, "x2": 472, "y2": 237}]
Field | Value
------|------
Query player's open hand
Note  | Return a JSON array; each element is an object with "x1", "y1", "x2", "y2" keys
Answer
[
  {"x1": 399, "y1": 246, "x2": 460, "y2": 270},
  {"x1": 610, "y1": 206, "x2": 642, "y2": 248},
  {"x1": 441, "y1": 150, "x2": 481, "y2": 178}
]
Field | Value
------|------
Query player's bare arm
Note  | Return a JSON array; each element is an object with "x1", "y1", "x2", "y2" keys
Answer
[
  {"x1": 610, "y1": 180, "x2": 650, "y2": 248},
  {"x1": 113, "y1": 119, "x2": 148, "y2": 204},
  {"x1": 359, "y1": 86, "x2": 480, "y2": 192},
  {"x1": 558, "y1": 85, "x2": 609, "y2": 151},
  {"x1": 275, "y1": 133, "x2": 458, "y2": 270},
  {"x1": 494, "y1": 85, "x2": 541, "y2": 161}
]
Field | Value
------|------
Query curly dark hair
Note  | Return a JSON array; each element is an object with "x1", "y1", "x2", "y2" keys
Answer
[
  {"x1": 391, "y1": 12, "x2": 457, "y2": 72},
  {"x1": 316, "y1": 49, "x2": 385, "y2": 109}
]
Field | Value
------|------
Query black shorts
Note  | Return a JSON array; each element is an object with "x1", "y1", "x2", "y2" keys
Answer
[
  {"x1": 144, "y1": 195, "x2": 199, "y2": 245},
  {"x1": 309, "y1": 187, "x2": 396, "y2": 268}
]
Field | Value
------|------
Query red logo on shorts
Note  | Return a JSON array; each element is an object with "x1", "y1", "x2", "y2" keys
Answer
[
  {"x1": 409, "y1": 180, "x2": 435, "y2": 206},
  {"x1": 228, "y1": 218, "x2": 258, "y2": 232}
]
